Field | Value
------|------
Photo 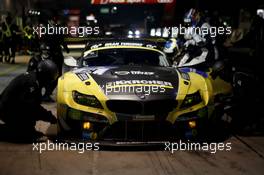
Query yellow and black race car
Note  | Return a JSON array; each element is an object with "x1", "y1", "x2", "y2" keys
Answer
[{"x1": 57, "y1": 39, "x2": 232, "y2": 142}]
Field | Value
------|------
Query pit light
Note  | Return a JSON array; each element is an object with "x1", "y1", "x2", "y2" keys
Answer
[
  {"x1": 105, "y1": 31, "x2": 112, "y2": 36},
  {"x1": 90, "y1": 132, "x2": 98, "y2": 140},
  {"x1": 188, "y1": 121, "x2": 196, "y2": 129},
  {"x1": 156, "y1": 28, "x2": 162, "y2": 37},
  {"x1": 150, "y1": 29, "x2": 155, "y2": 36},
  {"x1": 135, "y1": 30, "x2": 140, "y2": 38},
  {"x1": 162, "y1": 28, "x2": 169, "y2": 38},
  {"x1": 83, "y1": 122, "x2": 91, "y2": 130}
]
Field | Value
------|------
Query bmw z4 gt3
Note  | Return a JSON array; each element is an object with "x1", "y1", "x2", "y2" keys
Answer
[{"x1": 57, "y1": 39, "x2": 232, "y2": 142}]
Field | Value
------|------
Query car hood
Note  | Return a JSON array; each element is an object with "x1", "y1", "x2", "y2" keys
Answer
[{"x1": 73, "y1": 65, "x2": 179, "y2": 100}]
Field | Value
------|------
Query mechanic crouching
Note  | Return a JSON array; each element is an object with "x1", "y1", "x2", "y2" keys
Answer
[{"x1": 0, "y1": 59, "x2": 58, "y2": 142}]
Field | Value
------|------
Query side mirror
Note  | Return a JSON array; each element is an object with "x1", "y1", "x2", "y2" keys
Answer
[
  {"x1": 211, "y1": 61, "x2": 225, "y2": 79},
  {"x1": 64, "y1": 56, "x2": 77, "y2": 67}
]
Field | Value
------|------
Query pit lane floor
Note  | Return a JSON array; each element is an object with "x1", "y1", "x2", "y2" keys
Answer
[{"x1": 0, "y1": 55, "x2": 264, "y2": 175}]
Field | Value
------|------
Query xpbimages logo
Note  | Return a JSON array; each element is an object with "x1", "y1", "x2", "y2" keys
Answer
[
  {"x1": 32, "y1": 140, "x2": 100, "y2": 153},
  {"x1": 33, "y1": 24, "x2": 100, "y2": 37},
  {"x1": 164, "y1": 24, "x2": 232, "y2": 38},
  {"x1": 100, "y1": 79, "x2": 173, "y2": 96},
  {"x1": 164, "y1": 140, "x2": 232, "y2": 154}
]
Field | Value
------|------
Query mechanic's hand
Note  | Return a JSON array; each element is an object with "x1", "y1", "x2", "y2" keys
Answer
[
  {"x1": 184, "y1": 39, "x2": 196, "y2": 48},
  {"x1": 197, "y1": 41, "x2": 206, "y2": 47}
]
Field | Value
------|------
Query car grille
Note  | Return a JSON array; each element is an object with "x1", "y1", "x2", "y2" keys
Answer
[
  {"x1": 106, "y1": 99, "x2": 177, "y2": 115},
  {"x1": 101, "y1": 121, "x2": 176, "y2": 141}
]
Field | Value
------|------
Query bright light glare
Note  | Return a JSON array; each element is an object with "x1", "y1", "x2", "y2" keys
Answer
[
  {"x1": 105, "y1": 31, "x2": 112, "y2": 35},
  {"x1": 156, "y1": 28, "x2": 161, "y2": 37},
  {"x1": 150, "y1": 29, "x2": 155, "y2": 36}
]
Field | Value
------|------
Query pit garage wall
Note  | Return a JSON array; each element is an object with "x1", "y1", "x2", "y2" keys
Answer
[{"x1": 90, "y1": 0, "x2": 177, "y2": 25}]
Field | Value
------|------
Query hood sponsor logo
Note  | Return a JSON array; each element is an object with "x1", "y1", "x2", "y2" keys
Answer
[
  {"x1": 106, "y1": 80, "x2": 173, "y2": 87},
  {"x1": 114, "y1": 71, "x2": 154, "y2": 76},
  {"x1": 76, "y1": 72, "x2": 89, "y2": 81}
]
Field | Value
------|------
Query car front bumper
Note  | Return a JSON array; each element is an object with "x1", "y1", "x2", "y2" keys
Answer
[{"x1": 58, "y1": 105, "x2": 210, "y2": 142}]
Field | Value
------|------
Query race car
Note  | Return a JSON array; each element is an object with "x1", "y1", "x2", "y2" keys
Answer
[{"x1": 57, "y1": 39, "x2": 232, "y2": 142}]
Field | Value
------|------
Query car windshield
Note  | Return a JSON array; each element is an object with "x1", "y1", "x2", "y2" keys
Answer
[{"x1": 82, "y1": 48, "x2": 169, "y2": 67}]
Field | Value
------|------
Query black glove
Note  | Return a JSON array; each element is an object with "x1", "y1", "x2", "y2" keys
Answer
[
  {"x1": 46, "y1": 111, "x2": 57, "y2": 124},
  {"x1": 50, "y1": 115, "x2": 57, "y2": 124}
]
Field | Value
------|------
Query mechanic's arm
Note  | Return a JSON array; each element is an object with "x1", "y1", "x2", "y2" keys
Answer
[
  {"x1": 34, "y1": 105, "x2": 57, "y2": 124},
  {"x1": 192, "y1": 33, "x2": 206, "y2": 47},
  {"x1": 18, "y1": 84, "x2": 57, "y2": 124},
  {"x1": 21, "y1": 98, "x2": 57, "y2": 124}
]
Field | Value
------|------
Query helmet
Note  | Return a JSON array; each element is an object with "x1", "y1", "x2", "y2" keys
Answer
[
  {"x1": 37, "y1": 59, "x2": 58, "y2": 85},
  {"x1": 40, "y1": 43, "x2": 50, "y2": 50},
  {"x1": 183, "y1": 8, "x2": 201, "y2": 27},
  {"x1": 40, "y1": 43, "x2": 51, "y2": 59},
  {"x1": 164, "y1": 38, "x2": 178, "y2": 54}
]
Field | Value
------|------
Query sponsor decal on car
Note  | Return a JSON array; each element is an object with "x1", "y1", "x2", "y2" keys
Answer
[
  {"x1": 89, "y1": 42, "x2": 157, "y2": 50},
  {"x1": 106, "y1": 80, "x2": 173, "y2": 87},
  {"x1": 76, "y1": 72, "x2": 89, "y2": 81},
  {"x1": 114, "y1": 71, "x2": 154, "y2": 76}
]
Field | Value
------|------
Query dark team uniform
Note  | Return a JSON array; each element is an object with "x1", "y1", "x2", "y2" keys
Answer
[
  {"x1": 0, "y1": 72, "x2": 56, "y2": 141},
  {"x1": 0, "y1": 29, "x2": 3, "y2": 62},
  {"x1": 41, "y1": 33, "x2": 69, "y2": 100}
]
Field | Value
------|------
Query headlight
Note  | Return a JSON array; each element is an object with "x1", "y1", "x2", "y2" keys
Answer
[
  {"x1": 67, "y1": 107, "x2": 108, "y2": 123},
  {"x1": 72, "y1": 91, "x2": 103, "y2": 109},
  {"x1": 181, "y1": 91, "x2": 202, "y2": 108}
]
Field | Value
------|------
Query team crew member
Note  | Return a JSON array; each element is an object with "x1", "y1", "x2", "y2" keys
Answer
[
  {"x1": 0, "y1": 25, "x2": 4, "y2": 62},
  {"x1": 41, "y1": 19, "x2": 70, "y2": 102},
  {"x1": 178, "y1": 9, "x2": 218, "y2": 67},
  {"x1": 1, "y1": 18, "x2": 12, "y2": 63},
  {"x1": 0, "y1": 59, "x2": 58, "y2": 142},
  {"x1": 23, "y1": 21, "x2": 35, "y2": 53},
  {"x1": 8, "y1": 16, "x2": 20, "y2": 64}
]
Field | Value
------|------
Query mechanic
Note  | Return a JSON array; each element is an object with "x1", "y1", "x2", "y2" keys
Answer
[
  {"x1": 2, "y1": 15, "x2": 20, "y2": 64},
  {"x1": 0, "y1": 24, "x2": 3, "y2": 62},
  {"x1": 1, "y1": 18, "x2": 11, "y2": 63},
  {"x1": 163, "y1": 38, "x2": 179, "y2": 62},
  {"x1": 0, "y1": 59, "x2": 58, "y2": 142},
  {"x1": 23, "y1": 18, "x2": 37, "y2": 53},
  {"x1": 27, "y1": 43, "x2": 51, "y2": 72},
  {"x1": 179, "y1": 9, "x2": 218, "y2": 67},
  {"x1": 41, "y1": 19, "x2": 70, "y2": 102}
]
